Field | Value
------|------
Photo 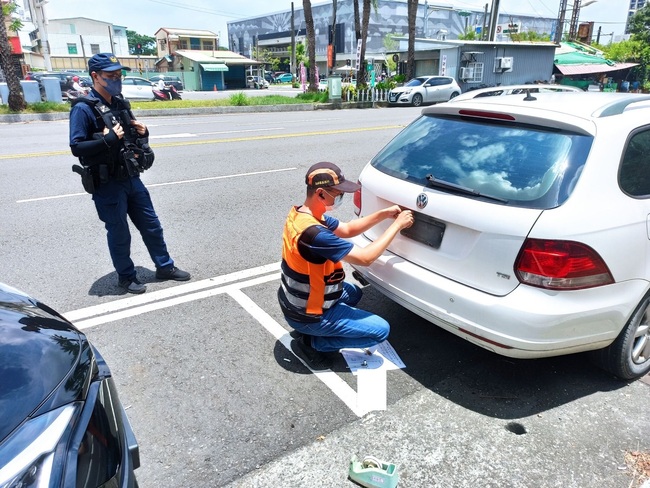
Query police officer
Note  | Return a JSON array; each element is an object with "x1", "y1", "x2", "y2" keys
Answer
[{"x1": 69, "y1": 53, "x2": 190, "y2": 294}]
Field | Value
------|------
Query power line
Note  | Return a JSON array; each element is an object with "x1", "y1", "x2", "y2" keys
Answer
[{"x1": 140, "y1": 0, "x2": 245, "y2": 19}]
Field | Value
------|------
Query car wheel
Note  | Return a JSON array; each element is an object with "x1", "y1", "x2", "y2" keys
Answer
[
  {"x1": 449, "y1": 91, "x2": 460, "y2": 100},
  {"x1": 592, "y1": 294, "x2": 650, "y2": 380},
  {"x1": 412, "y1": 93, "x2": 423, "y2": 107}
]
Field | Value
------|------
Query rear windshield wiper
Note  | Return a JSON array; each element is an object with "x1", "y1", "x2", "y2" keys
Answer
[{"x1": 425, "y1": 174, "x2": 509, "y2": 203}]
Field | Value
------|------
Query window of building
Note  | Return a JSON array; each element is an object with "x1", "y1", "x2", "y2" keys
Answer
[
  {"x1": 203, "y1": 40, "x2": 213, "y2": 51},
  {"x1": 179, "y1": 40, "x2": 188, "y2": 50},
  {"x1": 67, "y1": 43, "x2": 78, "y2": 55},
  {"x1": 190, "y1": 37, "x2": 201, "y2": 50},
  {"x1": 90, "y1": 44, "x2": 100, "y2": 55},
  {"x1": 68, "y1": 24, "x2": 76, "y2": 34}
]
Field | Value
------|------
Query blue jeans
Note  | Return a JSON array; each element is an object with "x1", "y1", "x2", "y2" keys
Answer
[
  {"x1": 92, "y1": 176, "x2": 173, "y2": 281},
  {"x1": 285, "y1": 282, "x2": 390, "y2": 353}
]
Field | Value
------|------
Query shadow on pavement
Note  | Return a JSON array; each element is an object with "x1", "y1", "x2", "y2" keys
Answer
[{"x1": 87, "y1": 266, "x2": 157, "y2": 297}]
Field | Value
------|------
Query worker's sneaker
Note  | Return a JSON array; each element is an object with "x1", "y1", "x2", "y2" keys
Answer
[
  {"x1": 118, "y1": 278, "x2": 146, "y2": 294},
  {"x1": 156, "y1": 266, "x2": 191, "y2": 281},
  {"x1": 290, "y1": 338, "x2": 332, "y2": 371}
]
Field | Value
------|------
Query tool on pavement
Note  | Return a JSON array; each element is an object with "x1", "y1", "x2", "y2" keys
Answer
[{"x1": 348, "y1": 455, "x2": 399, "y2": 488}]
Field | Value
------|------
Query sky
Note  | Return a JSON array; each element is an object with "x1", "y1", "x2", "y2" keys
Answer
[{"x1": 15, "y1": 0, "x2": 629, "y2": 45}]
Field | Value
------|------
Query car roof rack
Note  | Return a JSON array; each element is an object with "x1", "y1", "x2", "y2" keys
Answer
[{"x1": 593, "y1": 95, "x2": 650, "y2": 118}]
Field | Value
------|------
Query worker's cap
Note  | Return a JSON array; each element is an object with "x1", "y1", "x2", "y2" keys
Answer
[
  {"x1": 305, "y1": 162, "x2": 360, "y2": 193},
  {"x1": 88, "y1": 53, "x2": 131, "y2": 73}
]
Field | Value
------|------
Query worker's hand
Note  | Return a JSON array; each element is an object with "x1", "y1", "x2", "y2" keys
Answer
[
  {"x1": 383, "y1": 205, "x2": 403, "y2": 219},
  {"x1": 104, "y1": 123, "x2": 124, "y2": 139},
  {"x1": 394, "y1": 209, "x2": 414, "y2": 230},
  {"x1": 131, "y1": 120, "x2": 147, "y2": 136}
]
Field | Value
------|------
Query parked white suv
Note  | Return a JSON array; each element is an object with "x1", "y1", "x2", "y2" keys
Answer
[{"x1": 351, "y1": 91, "x2": 650, "y2": 380}]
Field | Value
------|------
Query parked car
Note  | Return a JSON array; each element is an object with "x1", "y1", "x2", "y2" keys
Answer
[
  {"x1": 122, "y1": 76, "x2": 155, "y2": 101},
  {"x1": 450, "y1": 83, "x2": 583, "y2": 101},
  {"x1": 350, "y1": 92, "x2": 650, "y2": 380},
  {"x1": 0, "y1": 282, "x2": 140, "y2": 486},
  {"x1": 246, "y1": 75, "x2": 269, "y2": 89},
  {"x1": 264, "y1": 72, "x2": 276, "y2": 84},
  {"x1": 275, "y1": 73, "x2": 294, "y2": 83},
  {"x1": 148, "y1": 74, "x2": 184, "y2": 91},
  {"x1": 388, "y1": 75, "x2": 461, "y2": 106}
]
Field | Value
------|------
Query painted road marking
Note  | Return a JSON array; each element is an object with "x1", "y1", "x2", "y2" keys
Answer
[
  {"x1": 0, "y1": 125, "x2": 402, "y2": 161},
  {"x1": 64, "y1": 261, "x2": 392, "y2": 416},
  {"x1": 16, "y1": 167, "x2": 296, "y2": 203}
]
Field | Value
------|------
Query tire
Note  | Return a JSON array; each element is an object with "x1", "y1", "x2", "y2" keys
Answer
[
  {"x1": 592, "y1": 294, "x2": 650, "y2": 380},
  {"x1": 412, "y1": 93, "x2": 423, "y2": 107},
  {"x1": 449, "y1": 91, "x2": 460, "y2": 100}
]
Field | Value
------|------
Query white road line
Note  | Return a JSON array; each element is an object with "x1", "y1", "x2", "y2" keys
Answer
[
  {"x1": 64, "y1": 262, "x2": 280, "y2": 322},
  {"x1": 71, "y1": 273, "x2": 280, "y2": 330},
  {"x1": 65, "y1": 261, "x2": 387, "y2": 416},
  {"x1": 150, "y1": 127, "x2": 285, "y2": 138},
  {"x1": 228, "y1": 288, "x2": 367, "y2": 417},
  {"x1": 16, "y1": 168, "x2": 296, "y2": 203}
]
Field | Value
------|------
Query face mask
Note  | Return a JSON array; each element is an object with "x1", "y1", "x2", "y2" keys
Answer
[
  {"x1": 325, "y1": 193, "x2": 344, "y2": 211},
  {"x1": 101, "y1": 76, "x2": 122, "y2": 96}
]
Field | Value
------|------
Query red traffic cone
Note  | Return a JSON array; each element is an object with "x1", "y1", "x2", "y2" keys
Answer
[{"x1": 213, "y1": 84, "x2": 217, "y2": 91}]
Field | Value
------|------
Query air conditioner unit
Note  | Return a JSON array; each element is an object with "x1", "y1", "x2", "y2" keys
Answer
[
  {"x1": 460, "y1": 67, "x2": 474, "y2": 80},
  {"x1": 495, "y1": 57, "x2": 513, "y2": 70}
]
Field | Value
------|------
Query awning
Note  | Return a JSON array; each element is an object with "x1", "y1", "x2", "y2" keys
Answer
[
  {"x1": 200, "y1": 63, "x2": 228, "y2": 72},
  {"x1": 556, "y1": 62, "x2": 638, "y2": 75}
]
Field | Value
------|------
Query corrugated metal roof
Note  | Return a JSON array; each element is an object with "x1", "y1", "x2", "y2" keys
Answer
[{"x1": 556, "y1": 62, "x2": 639, "y2": 75}]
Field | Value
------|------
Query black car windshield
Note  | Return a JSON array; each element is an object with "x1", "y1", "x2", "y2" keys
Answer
[{"x1": 370, "y1": 114, "x2": 593, "y2": 209}]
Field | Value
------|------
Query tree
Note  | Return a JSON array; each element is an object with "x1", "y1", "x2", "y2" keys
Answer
[
  {"x1": 303, "y1": 0, "x2": 317, "y2": 92},
  {"x1": 356, "y1": 0, "x2": 378, "y2": 88},
  {"x1": 126, "y1": 30, "x2": 156, "y2": 56},
  {"x1": 628, "y1": 5, "x2": 650, "y2": 83},
  {"x1": 0, "y1": 1, "x2": 25, "y2": 111},
  {"x1": 406, "y1": 0, "x2": 417, "y2": 81}
]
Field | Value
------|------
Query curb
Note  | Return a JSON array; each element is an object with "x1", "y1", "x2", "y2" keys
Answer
[{"x1": 0, "y1": 101, "x2": 384, "y2": 124}]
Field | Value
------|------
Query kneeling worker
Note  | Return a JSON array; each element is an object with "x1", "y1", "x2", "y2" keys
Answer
[{"x1": 278, "y1": 162, "x2": 414, "y2": 370}]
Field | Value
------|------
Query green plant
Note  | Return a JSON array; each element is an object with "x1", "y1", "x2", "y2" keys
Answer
[
  {"x1": 229, "y1": 92, "x2": 250, "y2": 106},
  {"x1": 392, "y1": 74, "x2": 406, "y2": 84},
  {"x1": 643, "y1": 80, "x2": 650, "y2": 92}
]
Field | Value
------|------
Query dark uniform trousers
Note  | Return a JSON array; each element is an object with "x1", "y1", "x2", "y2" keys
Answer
[{"x1": 92, "y1": 175, "x2": 173, "y2": 281}]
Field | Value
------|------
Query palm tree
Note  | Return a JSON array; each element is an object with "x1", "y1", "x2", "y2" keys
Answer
[
  {"x1": 406, "y1": 0, "x2": 418, "y2": 81},
  {"x1": 0, "y1": 1, "x2": 25, "y2": 112},
  {"x1": 330, "y1": 0, "x2": 338, "y2": 75},
  {"x1": 356, "y1": 0, "x2": 378, "y2": 88},
  {"x1": 303, "y1": 0, "x2": 318, "y2": 92}
]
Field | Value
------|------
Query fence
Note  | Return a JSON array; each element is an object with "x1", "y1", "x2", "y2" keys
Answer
[{"x1": 342, "y1": 87, "x2": 391, "y2": 103}]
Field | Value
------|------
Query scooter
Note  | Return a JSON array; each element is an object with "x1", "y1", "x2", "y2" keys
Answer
[{"x1": 152, "y1": 84, "x2": 182, "y2": 101}]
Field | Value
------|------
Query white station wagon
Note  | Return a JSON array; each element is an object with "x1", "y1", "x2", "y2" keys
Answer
[{"x1": 351, "y1": 91, "x2": 650, "y2": 380}]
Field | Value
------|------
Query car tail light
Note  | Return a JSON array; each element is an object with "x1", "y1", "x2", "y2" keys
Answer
[
  {"x1": 515, "y1": 238, "x2": 614, "y2": 290},
  {"x1": 353, "y1": 181, "x2": 362, "y2": 216}
]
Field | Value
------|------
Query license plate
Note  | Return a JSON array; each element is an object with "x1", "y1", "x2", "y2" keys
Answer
[{"x1": 400, "y1": 212, "x2": 446, "y2": 248}]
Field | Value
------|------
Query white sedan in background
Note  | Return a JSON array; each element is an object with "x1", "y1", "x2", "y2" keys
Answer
[
  {"x1": 388, "y1": 76, "x2": 461, "y2": 107},
  {"x1": 121, "y1": 76, "x2": 154, "y2": 101}
]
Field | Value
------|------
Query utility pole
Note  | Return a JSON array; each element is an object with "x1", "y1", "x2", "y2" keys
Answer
[
  {"x1": 27, "y1": 0, "x2": 52, "y2": 71},
  {"x1": 290, "y1": 2, "x2": 296, "y2": 82},
  {"x1": 482, "y1": 4, "x2": 488, "y2": 40},
  {"x1": 487, "y1": 0, "x2": 500, "y2": 41},
  {"x1": 554, "y1": 0, "x2": 568, "y2": 43}
]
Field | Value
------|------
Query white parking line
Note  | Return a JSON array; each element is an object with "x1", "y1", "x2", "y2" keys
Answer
[
  {"x1": 16, "y1": 167, "x2": 296, "y2": 203},
  {"x1": 65, "y1": 262, "x2": 390, "y2": 416}
]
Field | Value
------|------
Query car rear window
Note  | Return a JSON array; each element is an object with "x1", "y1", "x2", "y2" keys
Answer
[{"x1": 370, "y1": 114, "x2": 593, "y2": 209}]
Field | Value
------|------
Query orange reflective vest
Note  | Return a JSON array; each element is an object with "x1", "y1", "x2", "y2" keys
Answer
[{"x1": 278, "y1": 207, "x2": 345, "y2": 322}]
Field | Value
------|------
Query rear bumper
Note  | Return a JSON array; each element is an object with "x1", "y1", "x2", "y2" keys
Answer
[{"x1": 350, "y1": 234, "x2": 648, "y2": 359}]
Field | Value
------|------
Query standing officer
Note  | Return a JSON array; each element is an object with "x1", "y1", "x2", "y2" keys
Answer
[
  {"x1": 69, "y1": 53, "x2": 190, "y2": 294},
  {"x1": 278, "y1": 162, "x2": 414, "y2": 370}
]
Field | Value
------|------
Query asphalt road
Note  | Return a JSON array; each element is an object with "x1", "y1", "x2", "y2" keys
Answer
[{"x1": 0, "y1": 107, "x2": 648, "y2": 487}]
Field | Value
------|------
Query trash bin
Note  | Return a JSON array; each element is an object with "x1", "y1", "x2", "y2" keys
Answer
[
  {"x1": 0, "y1": 83, "x2": 8, "y2": 104},
  {"x1": 41, "y1": 76, "x2": 62, "y2": 103},
  {"x1": 20, "y1": 80, "x2": 41, "y2": 103},
  {"x1": 328, "y1": 74, "x2": 342, "y2": 101}
]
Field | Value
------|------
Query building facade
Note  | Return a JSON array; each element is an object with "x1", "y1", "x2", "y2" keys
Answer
[{"x1": 227, "y1": 0, "x2": 558, "y2": 76}]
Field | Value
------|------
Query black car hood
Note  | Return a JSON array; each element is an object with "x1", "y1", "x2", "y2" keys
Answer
[{"x1": 0, "y1": 284, "x2": 86, "y2": 442}]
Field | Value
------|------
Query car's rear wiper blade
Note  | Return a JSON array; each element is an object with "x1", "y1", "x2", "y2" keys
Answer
[{"x1": 425, "y1": 174, "x2": 508, "y2": 203}]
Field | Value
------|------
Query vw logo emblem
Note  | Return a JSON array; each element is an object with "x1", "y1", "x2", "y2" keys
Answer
[{"x1": 416, "y1": 193, "x2": 428, "y2": 209}]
